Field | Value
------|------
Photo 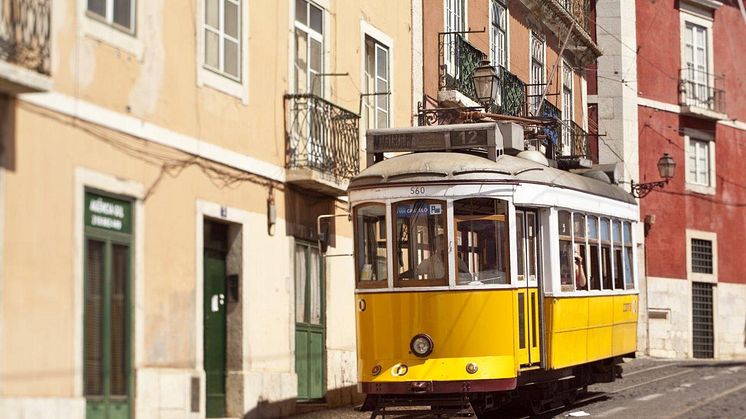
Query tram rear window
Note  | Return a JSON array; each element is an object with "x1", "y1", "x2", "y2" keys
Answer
[
  {"x1": 393, "y1": 199, "x2": 448, "y2": 287},
  {"x1": 354, "y1": 203, "x2": 388, "y2": 288}
]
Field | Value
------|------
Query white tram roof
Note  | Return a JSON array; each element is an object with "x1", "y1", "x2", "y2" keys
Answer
[{"x1": 350, "y1": 152, "x2": 637, "y2": 205}]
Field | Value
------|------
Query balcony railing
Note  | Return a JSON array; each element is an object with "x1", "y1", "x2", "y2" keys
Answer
[
  {"x1": 0, "y1": 0, "x2": 51, "y2": 75},
  {"x1": 285, "y1": 94, "x2": 360, "y2": 181},
  {"x1": 540, "y1": 100, "x2": 562, "y2": 150},
  {"x1": 679, "y1": 67, "x2": 726, "y2": 115},
  {"x1": 440, "y1": 34, "x2": 486, "y2": 103},
  {"x1": 558, "y1": 119, "x2": 590, "y2": 159},
  {"x1": 494, "y1": 66, "x2": 527, "y2": 117},
  {"x1": 558, "y1": 0, "x2": 591, "y2": 35}
]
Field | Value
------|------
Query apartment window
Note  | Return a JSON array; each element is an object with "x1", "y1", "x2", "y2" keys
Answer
[
  {"x1": 530, "y1": 32, "x2": 545, "y2": 114},
  {"x1": 562, "y1": 61, "x2": 573, "y2": 154},
  {"x1": 443, "y1": 0, "x2": 466, "y2": 76},
  {"x1": 687, "y1": 137, "x2": 712, "y2": 187},
  {"x1": 87, "y1": 0, "x2": 135, "y2": 33},
  {"x1": 682, "y1": 22, "x2": 709, "y2": 108},
  {"x1": 490, "y1": 0, "x2": 507, "y2": 69},
  {"x1": 203, "y1": 0, "x2": 241, "y2": 80},
  {"x1": 364, "y1": 37, "x2": 390, "y2": 129},
  {"x1": 295, "y1": 0, "x2": 324, "y2": 95},
  {"x1": 691, "y1": 238, "x2": 713, "y2": 274}
]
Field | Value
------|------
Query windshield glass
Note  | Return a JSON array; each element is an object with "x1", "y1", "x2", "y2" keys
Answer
[
  {"x1": 454, "y1": 198, "x2": 510, "y2": 285},
  {"x1": 393, "y1": 199, "x2": 448, "y2": 287}
]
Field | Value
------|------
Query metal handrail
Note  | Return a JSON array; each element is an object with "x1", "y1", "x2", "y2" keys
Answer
[
  {"x1": 679, "y1": 67, "x2": 726, "y2": 114},
  {"x1": 0, "y1": 0, "x2": 50, "y2": 75},
  {"x1": 284, "y1": 94, "x2": 360, "y2": 180},
  {"x1": 556, "y1": 0, "x2": 592, "y2": 35}
]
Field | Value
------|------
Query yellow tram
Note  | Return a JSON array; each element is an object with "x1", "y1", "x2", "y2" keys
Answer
[{"x1": 350, "y1": 123, "x2": 639, "y2": 416}]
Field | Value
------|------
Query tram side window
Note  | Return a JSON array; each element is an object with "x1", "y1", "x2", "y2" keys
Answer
[
  {"x1": 600, "y1": 217, "x2": 613, "y2": 290},
  {"x1": 587, "y1": 215, "x2": 601, "y2": 290},
  {"x1": 623, "y1": 221, "x2": 634, "y2": 289},
  {"x1": 454, "y1": 198, "x2": 510, "y2": 285},
  {"x1": 613, "y1": 220, "x2": 624, "y2": 289},
  {"x1": 573, "y1": 213, "x2": 587, "y2": 291},
  {"x1": 354, "y1": 203, "x2": 388, "y2": 288},
  {"x1": 558, "y1": 211, "x2": 574, "y2": 291},
  {"x1": 393, "y1": 199, "x2": 448, "y2": 287}
]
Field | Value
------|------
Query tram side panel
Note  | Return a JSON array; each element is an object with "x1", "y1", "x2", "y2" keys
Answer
[
  {"x1": 544, "y1": 295, "x2": 638, "y2": 370},
  {"x1": 355, "y1": 289, "x2": 520, "y2": 390}
]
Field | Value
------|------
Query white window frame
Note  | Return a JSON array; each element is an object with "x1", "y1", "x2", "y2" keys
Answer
[
  {"x1": 684, "y1": 129, "x2": 716, "y2": 195},
  {"x1": 196, "y1": 0, "x2": 250, "y2": 104},
  {"x1": 203, "y1": 0, "x2": 242, "y2": 82},
  {"x1": 86, "y1": 0, "x2": 136, "y2": 34},
  {"x1": 293, "y1": 0, "x2": 326, "y2": 96},
  {"x1": 529, "y1": 31, "x2": 546, "y2": 115},
  {"x1": 679, "y1": 4, "x2": 716, "y2": 110},
  {"x1": 561, "y1": 60, "x2": 574, "y2": 155},
  {"x1": 360, "y1": 21, "x2": 394, "y2": 131},
  {"x1": 489, "y1": 0, "x2": 508, "y2": 70},
  {"x1": 686, "y1": 229, "x2": 717, "y2": 283},
  {"x1": 443, "y1": 0, "x2": 466, "y2": 77},
  {"x1": 78, "y1": 0, "x2": 143, "y2": 59}
]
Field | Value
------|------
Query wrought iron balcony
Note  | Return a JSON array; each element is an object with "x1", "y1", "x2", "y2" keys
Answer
[
  {"x1": 540, "y1": 100, "x2": 562, "y2": 151},
  {"x1": 558, "y1": 0, "x2": 591, "y2": 35},
  {"x1": 0, "y1": 0, "x2": 51, "y2": 85},
  {"x1": 439, "y1": 34, "x2": 487, "y2": 104},
  {"x1": 558, "y1": 119, "x2": 590, "y2": 159},
  {"x1": 493, "y1": 66, "x2": 527, "y2": 117},
  {"x1": 284, "y1": 94, "x2": 360, "y2": 195},
  {"x1": 679, "y1": 67, "x2": 726, "y2": 117}
]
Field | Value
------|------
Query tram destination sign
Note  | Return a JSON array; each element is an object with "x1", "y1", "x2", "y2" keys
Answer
[{"x1": 366, "y1": 123, "x2": 499, "y2": 165}]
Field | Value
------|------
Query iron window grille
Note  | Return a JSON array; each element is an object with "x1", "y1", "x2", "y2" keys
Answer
[{"x1": 691, "y1": 238, "x2": 713, "y2": 274}]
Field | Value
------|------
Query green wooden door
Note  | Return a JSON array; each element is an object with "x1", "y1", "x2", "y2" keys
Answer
[
  {"x1": 204, "y1": 249, "x2": 227, "y2": 417},
  {"x1": 84, "y1": 238, "x2": 131, "y2": 419},
  {"x1": 295, "y1": 243, "x2": 325, "y2": 400}
]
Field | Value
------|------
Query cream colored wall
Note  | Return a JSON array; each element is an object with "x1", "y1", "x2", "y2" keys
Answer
[{"x1": 3, "y1": 0, "x2": 413, "y2": 404}]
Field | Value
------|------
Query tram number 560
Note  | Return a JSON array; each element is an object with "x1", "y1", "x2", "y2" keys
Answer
[{"x1": 410, "y1": 186, "x2": 425, "y2": 195}]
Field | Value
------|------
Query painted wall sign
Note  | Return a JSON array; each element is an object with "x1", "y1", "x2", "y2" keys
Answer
[{"x1": 85, "y1": 192, "x2": 132, "y2": 233}]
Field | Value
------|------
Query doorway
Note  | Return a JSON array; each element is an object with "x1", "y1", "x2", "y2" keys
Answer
[
  {"x1": 204, "y1": 220, "x2": 229, "y2": 417},
  {"x1": 294, "y1": 242, "x2": 325, "y2": 400}
]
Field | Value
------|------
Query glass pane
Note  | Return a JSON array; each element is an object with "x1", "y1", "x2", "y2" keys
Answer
[
  {"x1": 600, "y1": 218, "x2": 611, "y2": 241},
  {"x1": 574, "y1": 243, "x2": 587, "y2": 290},
  {"x1": 623, "y1": 221, "x2": 632, "y2": 244},
  {"x1": 87, "y1": 0, "x2": 106, "y2": 18},
  {"x1": 294, "y1": 30, "x2": 308, "y2": 92},
  {"x1": 206, "y1": 0, "x2": 219, "y2": 29},
  {"x1": 624, "y1": 246, "x2": 634, "y2": 289},
  {"x1": 516, "y1": 212, "x2": 525, "y2": 279},
  {"x1": 602, "y1": 246, "x2": 612, "y2": 289},
  {"x1": 573, "y1": 213, "x2": 585, "y2": 239},
  {"x1": 365, "y1": 39, "x2": 375, "y2": 78},
  {"x1": 310, "y1": 3, "x2": 323, "y2": 33},
  {"x1": 309, "y1": 248, "x2": 321, "y2": 325},
  {"x1": 224, "y1": 0, "x2": 239, "y2": 38},
  {"x1": 559, "y1": 239, "x2": 573, "y2": 291},
  {"x1": 205, "y1": 30, "x2": 219, "y2": 69},
  {"x1": 454, "y1": 199, "x2": 510, "y2": 285},
  {"x1": 612, "y1": 220, "x2": 621, "y2": 244},
  {"x1": 376, "y1": 45, "x2": 388, "y2": 80},
  {"x1": 395, "y1": 200, "x2": 448, "y2": 285},
  {"x1": 294, "y1": 245, "x2": 307, "y2": 323},
  {"x1": 589, "y1": 244, "x2": 601, "y2": 290},
  {"x1": 614, "y1": 248, "x2": 624, "y2": 290},
  {"x1": 376, "y1": 107, "x2": 388, "y2": 129},
  {"x1": 110, "y1": 244, "x2": 129, "y2": 396},
  {"x1": 310, "y1": 39, "x2": 322, "y2": 73},
  {"x1": 295, "y1": 0, "x2": 307, "y2": 24},
  {"x1": 224, "y1": 39, "x2": 239, "y2": 77},
  {"x1": 354, "y1": 204, "x2": 388, "y2": 287},
  {"x1": 527, "y1": 213, "x2": 537, "y2": 280},
  {"x1": 587, "y1": 215, "x2": 598, "y2": 240},
  {"x1": 113, "y1": 0, "x2": 132, "y2": 30},
  {"x1": 518, "y1": 293, "x2": 526, "y2": 349},
  {"x1": 84, "y1": 239, "x2": 105, "y2": 396},
  {"x1": 558, "y1": 211, "x2": 571, "y2": 237}
]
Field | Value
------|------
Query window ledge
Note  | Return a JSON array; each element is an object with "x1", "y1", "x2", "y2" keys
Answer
[
  {"x1": 197, "y1": 68, "x2": 249, "y2": 105},
  {"x1": 680, "y1": 104, "x2": 727, "y2": 121},
  {"x1": 680, "y1": 0, "x2": 723, "y2": 11},
  {"x1": 82, "y1": 15, "x2": 143, "y2": 60},
  {"x1": 685, "y1": 182, "x2": 716, "y2": 195}
]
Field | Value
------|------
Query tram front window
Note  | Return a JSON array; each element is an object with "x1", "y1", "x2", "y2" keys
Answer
[
  {"x1": 454, "y1": 198, "x2": 509, "y2": 285},
  {"x1": 354, "y1": 203, "x2": 388, "y2": 288},
  {"x1": 393, "y1": 199, "x2": 448, "y2": 287}
]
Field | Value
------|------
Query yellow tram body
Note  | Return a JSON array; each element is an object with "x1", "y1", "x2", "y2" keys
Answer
[{"x1": 350, "y1": 128, "x2": 640, "y2": 414}]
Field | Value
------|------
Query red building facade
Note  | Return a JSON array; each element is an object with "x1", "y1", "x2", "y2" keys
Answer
[{"x1": 636, "y1": 0, "x2": 746, "y2": 359}]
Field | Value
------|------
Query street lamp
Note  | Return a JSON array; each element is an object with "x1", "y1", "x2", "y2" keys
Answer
[
  {"x1": 630, "y1": 153, "x2": 676, "y2": 198},
  {"x1": 472, "y1": 59, "x2": 500, "y2": 110}
]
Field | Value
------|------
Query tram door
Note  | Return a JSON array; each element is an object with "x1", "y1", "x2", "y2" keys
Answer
[{"x1": 515, "y1": 209, "x2": 541, "y2": 367}]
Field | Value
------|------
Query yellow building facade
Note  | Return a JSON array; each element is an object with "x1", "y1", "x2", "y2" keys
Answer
[{"x1": 0, "y1": 0, "x2": 413, "y2": 417}]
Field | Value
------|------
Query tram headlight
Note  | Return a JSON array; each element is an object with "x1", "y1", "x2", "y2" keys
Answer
[{"x1": 410, "y1": 334, "x2": 434, "y2": 357}]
